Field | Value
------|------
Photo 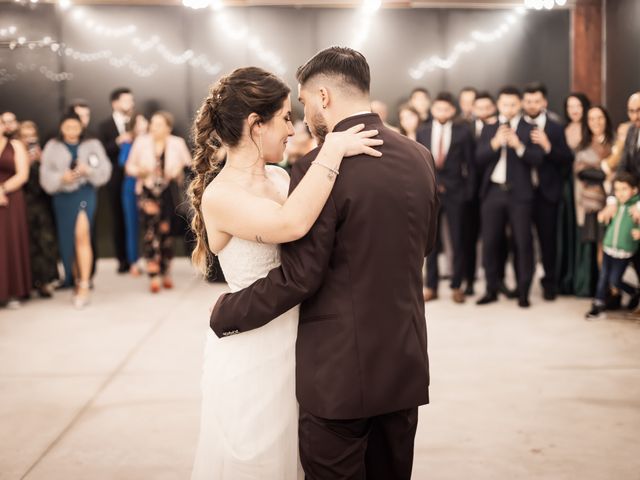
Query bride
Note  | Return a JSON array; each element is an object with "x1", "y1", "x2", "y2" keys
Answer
[{"x1": 188, "y1": 67, "x2": 382, "y2": 479}]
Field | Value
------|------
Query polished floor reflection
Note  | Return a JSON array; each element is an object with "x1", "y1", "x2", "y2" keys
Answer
[{"x1": 1, "y1": 259, "x2": 639, "y2": 480}]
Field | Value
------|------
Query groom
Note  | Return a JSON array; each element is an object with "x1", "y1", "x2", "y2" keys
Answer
[{"x1": 211, "y1": 47, "x2": 439, "y2": 479}]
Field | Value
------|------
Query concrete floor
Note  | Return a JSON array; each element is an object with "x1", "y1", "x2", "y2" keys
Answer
[{"x1": 1, "y1": 259, "x2": 639, "y2": 480}]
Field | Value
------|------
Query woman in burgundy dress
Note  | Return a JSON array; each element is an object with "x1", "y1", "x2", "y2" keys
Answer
[{"x1": 0, "y1": 120, "x2": 31, "y2": 308}]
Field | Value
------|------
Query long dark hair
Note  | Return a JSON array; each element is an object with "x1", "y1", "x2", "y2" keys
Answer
[
  {"x1": 564, "y1": 92, "x2": 591, "y2": 126},
  {"x1": 188, "y1": 67, "x2": 290, "y2": 274},
  {"x1": 578, "y1": 105, "x2": 614, "y2": 151}
]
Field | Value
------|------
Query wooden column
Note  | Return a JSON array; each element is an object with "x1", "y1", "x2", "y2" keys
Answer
[{"x1": 572, "y1": 0, "x2": 603, "y2": 103}]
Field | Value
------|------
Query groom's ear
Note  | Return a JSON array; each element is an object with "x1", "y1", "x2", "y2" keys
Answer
[{"x1": 320, "y1": 87, "x2": 330, "y2": 109}]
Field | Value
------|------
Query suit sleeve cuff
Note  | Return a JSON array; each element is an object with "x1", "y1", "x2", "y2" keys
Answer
[{"x1": 210, "y1": 293, "x2": 239, "y2": 338}]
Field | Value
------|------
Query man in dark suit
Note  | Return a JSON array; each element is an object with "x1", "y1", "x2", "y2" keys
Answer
[
  {"x1": 418, "y1": 92, "x2": 474, "y2": 304},
  {"x1": 462, "y1": 91, "x2": 498, "y2": 295},
  {"x1": 211, "y1": 47, "x2": 439, "y2": 480},
  {"x1": 523, "y1": 83, "x2": 573, "y2": 300},
  {"x1": 618, "y1": 92, "x2": 640, "y2": 178},
  {"x1": 99, "y1": 87, "x2": 134, "y2": 274},
  {"x1": 457, "y1": 86, "x2": 477, "y2": 122},
  {"x1": 476, "y1": 86, "x2": 545, "y2": 308}
]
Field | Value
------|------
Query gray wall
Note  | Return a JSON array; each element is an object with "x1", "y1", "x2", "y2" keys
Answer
[
  {"x1": 1, "y1": 3, "x2": 571, "y2": 257},
  {"x1": 1, "y1": 3, "x2": 571, "y2": 137},
  {"x1": 605, "y1": 0, "x2": 640, "y2": 125}
]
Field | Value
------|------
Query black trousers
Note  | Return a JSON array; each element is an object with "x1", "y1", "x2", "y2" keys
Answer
[
  {"x1": 107, "y1": 165, "x2": 128, "y2": 268},
  {"x1": 299, "y1": 407, "x2": 418, "y2": 480},
  {"x1": 425, "y1": 198, "x2": 465, "y2": 290},
  {"x1": 481, "y1": 184, "x2": 534, "y2": 297},
  {"x1": 463, "y1": 198, "x2": 481, "y2": 288},
  {"x1": 533, "y1": 192, "x2": 559, "y2": 294}
]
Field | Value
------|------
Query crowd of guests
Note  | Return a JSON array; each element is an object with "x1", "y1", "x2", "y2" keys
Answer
[
  {"x1": 0, "y1": 88, "x2": 191, "y2": 309},
  {"x1": 372, "y1": 85, "x2": 640, "y2": 317},
  {"x1": 2, "y1": 83, "x2": 640, "y2": 319}
]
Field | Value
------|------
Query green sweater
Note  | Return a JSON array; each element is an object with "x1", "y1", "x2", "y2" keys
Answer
[{"x1": 603, "y1": 195, "x2": 640, "y2": 258}]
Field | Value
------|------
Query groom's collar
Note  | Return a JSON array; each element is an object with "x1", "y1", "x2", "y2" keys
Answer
[{"x1": 332, "y1": 112, "x2": 383, "y2": 133}]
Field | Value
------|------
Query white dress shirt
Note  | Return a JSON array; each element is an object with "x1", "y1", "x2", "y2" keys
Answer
[
  {"x1": 431, "y1": 120, "x2": 452, "y2": 165},
  {"x1": 112, "y1": 111, "x2": 129, "y2": 136},
  {"x1": 490, "y1": 114, "x2": 524, "y2": 184},
  {"x1": 475, "y1": 119, "x2": 484, "y2": 139}
]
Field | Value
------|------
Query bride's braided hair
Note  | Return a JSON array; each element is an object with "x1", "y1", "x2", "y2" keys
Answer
[{"x1": 188, "y1": 67, "x2": 290, "y2": 274}]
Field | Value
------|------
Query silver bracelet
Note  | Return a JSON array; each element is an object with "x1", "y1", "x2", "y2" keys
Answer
[{"x1": 311, "y1": 160, "x2": 340, "y2": 177}]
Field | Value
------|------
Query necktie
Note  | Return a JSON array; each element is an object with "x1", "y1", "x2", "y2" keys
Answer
[{"x1": 435, "y1": 129, "x2": 446, "y2": 169}]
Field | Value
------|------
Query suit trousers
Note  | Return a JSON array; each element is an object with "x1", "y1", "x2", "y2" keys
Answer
[
  {"x1": 299, "y1": 406, "x2": 418, "y2": 480},
  {"x1": 107, "y1": 165, "x2": 128, "y2": 268},
  {"x1": 463, "y1": 198, "x2": 481, "y2": 288},
  {"x1": 481, "y1": 184, "x2": 534, "y2": 297},
  {"x1": 533, "y1": 191, "x2": 559, "y2": 294},
  {"x1": 425, "y1": 198, "x2": 466, "y2": 290}
]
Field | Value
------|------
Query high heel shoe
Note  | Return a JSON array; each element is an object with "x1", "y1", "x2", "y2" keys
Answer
[
  {"x1": 150, "y1": 277, "x2": 161, "y2": 294},
  {"x1": 73, "y1": 281, "x2": 91, "y2": 309}
]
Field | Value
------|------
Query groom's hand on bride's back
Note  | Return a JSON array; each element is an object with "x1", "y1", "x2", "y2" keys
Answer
[{"x1": 209, "y1": 292, "x2": 241, "y2": 338}]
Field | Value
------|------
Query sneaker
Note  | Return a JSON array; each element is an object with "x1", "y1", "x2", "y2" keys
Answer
[
  {"x1": 627, "y1": 292, "x2": 640, "y2": 311},
  {"x1": 6, "y1": 299, "x2": 21, "y2": 309},
  {"x1": 605, "y1": 293, "x2": 622, "y2": 311},
  {"x1": 585, "y1": 304, "x2": 606, "y2": 320}
]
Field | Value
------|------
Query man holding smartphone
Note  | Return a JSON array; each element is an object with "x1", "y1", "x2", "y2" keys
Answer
[
  {"x1": 523, "y1": 83, "x2": 573, "y2": 301},
  {"x1": 475, "y1": 86, "x2": 545, "y2": 308}
]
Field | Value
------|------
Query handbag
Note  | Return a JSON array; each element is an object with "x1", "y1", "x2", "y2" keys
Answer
[{"x1": 577, "y1": 167, "x2": 605, "y2": 185}]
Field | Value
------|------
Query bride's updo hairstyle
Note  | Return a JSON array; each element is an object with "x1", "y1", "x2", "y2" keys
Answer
[{"x1": 188, "y1": 67, "x2": 290, "y2": 274}]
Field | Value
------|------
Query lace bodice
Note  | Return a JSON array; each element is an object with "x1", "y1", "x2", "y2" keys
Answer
[{"x1": 217, "y1": 237, "x2": 281, "y2": 292}]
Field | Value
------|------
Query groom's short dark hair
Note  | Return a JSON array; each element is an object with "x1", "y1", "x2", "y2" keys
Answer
[{"x1": 296, "y1": 46, "x2": 370, "y2": 94}]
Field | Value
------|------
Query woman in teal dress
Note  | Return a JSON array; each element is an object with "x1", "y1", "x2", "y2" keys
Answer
[{"x1": 40, "y1": 113, "x2": 111, "y2": 308}]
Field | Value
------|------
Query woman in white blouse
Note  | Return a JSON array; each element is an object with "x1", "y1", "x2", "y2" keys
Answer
[{"x1": 126, "y1": 111, "x2": 192, "y2": 293}]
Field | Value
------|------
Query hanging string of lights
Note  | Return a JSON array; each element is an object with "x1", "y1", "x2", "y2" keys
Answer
[
  {"x1": 4, "y1": 0, "x2": 570, "y2": 85},
  {"x1": 524, "y1": 0, "x2": 568, "y2": 9},
  {"x1": 408, "y1": 8, "x2": 528, "y2": 80}
]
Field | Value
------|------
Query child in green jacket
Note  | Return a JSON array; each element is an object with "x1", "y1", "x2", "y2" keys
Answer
[{"x1": 587, "y1": 172, "x2": 640, "y2": 319}]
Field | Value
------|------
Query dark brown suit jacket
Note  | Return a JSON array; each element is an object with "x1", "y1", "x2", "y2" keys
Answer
[{"x1": 210, "y1": 113, "x2": 439, "y2": 420}]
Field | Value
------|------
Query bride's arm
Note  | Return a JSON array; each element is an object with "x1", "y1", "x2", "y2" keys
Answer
[{"x1": 203, "y1": 124, "x2": 382, "y2": 246}]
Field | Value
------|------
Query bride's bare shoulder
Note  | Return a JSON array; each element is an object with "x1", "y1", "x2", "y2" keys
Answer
[{"x1": 201, "y1": 176, "x2": 242, "y2": 211}]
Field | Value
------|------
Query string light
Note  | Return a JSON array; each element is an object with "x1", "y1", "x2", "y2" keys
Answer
[
  {"x1": 523, "y1": 0, "x2": 568, "y2": 9},
  {"x1": 71, "y1": 9, "x2": 136, "y2": 38},
  {"x1": 350, "y1": 0, "x2": 381, "y2": 51},
  {"x1": 182, "y1": 0, "x2": 224, "y2": 10},
  {"x1": 16, "y1": 62, "x2": 73, "y2": 81},
  {"x1": 0, "y1": 68, "x2": 18, "y2": 85},
  {"x1": 182, "y1": 0, "x2": 210, "y2": 8},
  {"x1": 408, "y1": 8, "x2": 526, "y2": 79},
  {"x1": 214, "y1": 10, "x2": 286, "y2": 75},
  {"x1": 69, "y1": 8, "x2": 224, "y2": 75}
]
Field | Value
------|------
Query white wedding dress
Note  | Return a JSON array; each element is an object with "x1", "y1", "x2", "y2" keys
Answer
[{"x1": 191, "y1": 236, "x2": 303, "y2": 480}]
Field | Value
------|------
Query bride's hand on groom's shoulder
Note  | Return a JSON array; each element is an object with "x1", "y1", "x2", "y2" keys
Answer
[{"x1": 326, "y1": 123, "x2": 384, "y2": 158}]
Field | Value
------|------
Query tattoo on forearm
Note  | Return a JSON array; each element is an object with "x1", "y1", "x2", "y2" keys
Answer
[{"x1": 256, "y1": 235, "x2": 264, "y2": 244}]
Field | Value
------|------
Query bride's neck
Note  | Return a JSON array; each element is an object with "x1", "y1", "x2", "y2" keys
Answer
[{"x1": 225, "y1": 145, "x2": 268, "y2": 177}]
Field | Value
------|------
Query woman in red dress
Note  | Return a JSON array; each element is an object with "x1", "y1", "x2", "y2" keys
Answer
[{"x1": 0, "y1": 120, "x2": 31, "y2": 308}]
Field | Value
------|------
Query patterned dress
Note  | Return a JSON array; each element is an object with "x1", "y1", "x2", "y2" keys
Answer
[{"x1": 24, "y1": 160, "x2": 59, "y2": 289}]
